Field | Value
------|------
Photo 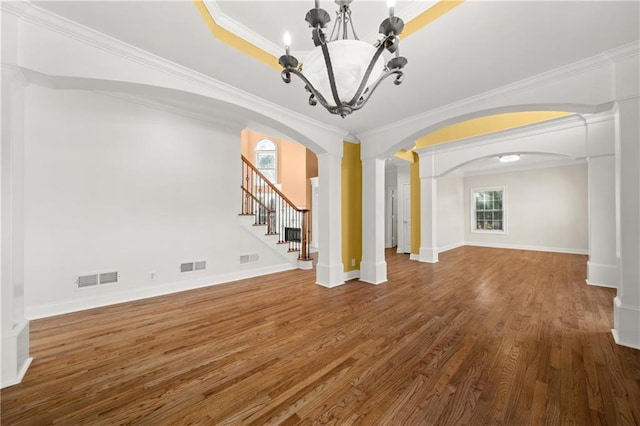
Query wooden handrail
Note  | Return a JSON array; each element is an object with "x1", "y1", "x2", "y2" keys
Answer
[
  {"x1": 241, "y1": 155, "x2": 310, "y2": 260},
  {"x1": 241, "y1": 186, "x2": 274, "y2": 214},
  {"x1": 241, "y1": 155, "x2": 304, "y2": 212}
]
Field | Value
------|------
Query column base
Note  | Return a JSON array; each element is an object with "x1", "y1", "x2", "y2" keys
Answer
[
  {"x1": 1, "y1": 319, "x2": 32, "y2": 388},
  {"x1": 419, "y1": 247, "x2": 439, "y2": 263},
  {"x1": 586, "y1": 261, "x2": 618, "y2": 288},
  {"x1": 612, "y1": 296, "x2": 640, "y2": 350},
  {"x1": 316, "y1": 262, "x2": 345, "y2": 288},
  {"x1": 360, "y1": 261, "x2": 387, "y2": 285}
]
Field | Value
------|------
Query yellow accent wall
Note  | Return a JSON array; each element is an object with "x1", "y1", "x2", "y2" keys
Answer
[
  {"x1": 401, "y1": 1, "x2": 465, "y2": 39},
  {"x1": 342, "y1": 141, "x2": 362, "y2": 273},
  {"x1": 193, "y1": 1, "x2": 280, "y2": 70},
  {"x1": 415, "y1": 111, "x2": 571, "y2": 149},
  {"x1": 410, "y1": 152, "x2": 421, "y2": 255}
]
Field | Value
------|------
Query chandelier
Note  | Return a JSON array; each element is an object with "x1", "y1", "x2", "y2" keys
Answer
[{"x1": 278, "y1": 0, "x2": 408, "y2": 118}]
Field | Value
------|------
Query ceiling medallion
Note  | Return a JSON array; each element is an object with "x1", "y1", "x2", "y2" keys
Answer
[{"x1": 279, "y1": 0, "x2": 408, "y2": 118}]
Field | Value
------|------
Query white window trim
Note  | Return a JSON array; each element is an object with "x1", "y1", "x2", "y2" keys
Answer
[
  {"x1": 470, "y1": 185, "x2": 508, "y2": 235},
  {"x1": 255, "y1": 139, "x2": 277, "y2": 184}
]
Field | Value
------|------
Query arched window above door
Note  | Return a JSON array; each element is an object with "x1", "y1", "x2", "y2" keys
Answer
[{"x1": 256, "y1": 139, "x2": 277, "y2": 183}]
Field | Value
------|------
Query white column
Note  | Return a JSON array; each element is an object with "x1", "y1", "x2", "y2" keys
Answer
[
  {"x1": 418, "y1": 150, "x2": 438, "y2": 263},
  {"x1": 587, "y1": 155, "x2": 617, "y2": 287},
  {"x1": 360, "y1": 157, "x2": 387, "y2": 284},
  {"x1": 316, "y1": 152, "x2": 344, "y2": 287},
  {"x1": 586, "y1": 117, "x2": 617, "y2": 288},
  {"x1": 1, "y1": 6, "x2": 32, "y2": 387},
  {"x1": 612, "y1": 96, "x2": 640, "y2": 349},
  {"x1": 309, "y1": 177, "x2": 319, "y2": 249}
]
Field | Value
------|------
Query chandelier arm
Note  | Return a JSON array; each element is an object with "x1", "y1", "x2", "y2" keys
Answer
[
  {"x1": 348, "y1": 8, "x2": 360, "y2": 40},
  {"x1": 320, "y1": 42, "x2": 344, "y2": 108},
  {"x1": 328, "y1": 17, "x2": 339, "y2": 42},
  {"x1": 350, "y1": 69, "x2": 405, "y2": 112},
  {"x1": 346, "y1": 41, "x2": 387, "y2": 106},
  {"x1": 280, "y1": 68, "x2": 334, "y2": 111}
]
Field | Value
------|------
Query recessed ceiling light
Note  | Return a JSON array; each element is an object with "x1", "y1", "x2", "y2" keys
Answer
[{"x1": 499, "y1": 154, "x2": 521, "y2": 163}]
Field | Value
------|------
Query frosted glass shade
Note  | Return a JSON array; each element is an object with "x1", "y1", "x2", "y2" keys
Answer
[{"x1": 303, "y1": 40, "x2": 385, "y2": 105}]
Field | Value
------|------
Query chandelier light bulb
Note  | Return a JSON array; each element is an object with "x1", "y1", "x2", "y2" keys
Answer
[
  {"x1": 283, "y1": 32, "x2": 291, "y2": 55},
  {"x1": 387, "y1": 0, "x2": 396, "y2": 16}
]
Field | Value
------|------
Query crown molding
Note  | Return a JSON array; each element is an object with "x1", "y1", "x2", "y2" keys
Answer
[
  {"x1": 358, "y1": 42, "x2": 637, "y2": 142},
  {"x1": 17, "y1": 2, "x2": 348, "y2": 140},
  {"x1": 0, "y1": 0, "x2": 30, "y2": 17},
  {"x1": 202, "y1": 0, "x2": 283, "y2": 58},
  {"x1": 605, "y1": 40, "x2": 640, "y2": 63},
  {"x1": 202, "y1": 0, "x2": 436, "y2": 59}
]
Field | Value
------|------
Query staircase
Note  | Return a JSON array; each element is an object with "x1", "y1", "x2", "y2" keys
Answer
[{"x1": 240, "y1": 155, "x2": 312, "y2": 270}]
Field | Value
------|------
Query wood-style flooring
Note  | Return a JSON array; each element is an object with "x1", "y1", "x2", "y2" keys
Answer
[{"x1": 2, "y1": 247, "x2": 639, "y2": 425}]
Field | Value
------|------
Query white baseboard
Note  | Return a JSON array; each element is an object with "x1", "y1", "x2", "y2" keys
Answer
[
  {"x1": 586, "y1": 261, "x2": 618, "y2": 288},
  {"x1": 585, "y1": 279, "x2": 617, "y2": 289},
  {"x1": 344, "y1": 270, "x2": 360, "y2": 281},
  {"x1": 409, "y1": 254, "x2": 419, "y2": 261},
  {"x1": 1, "y1": 357, "x2": 33, "y2": 389},
  {"x1": 464, "y1": 241, "x2": 588, "y2": 255},
  {"x1": 25, "y1": 263, "x2": 295, "y2": 320},
  {"x1": 437, "y1": 242, "x2": 465, "y2": 254},
  {"x1": 612, "y1": 297, "x2": 640, "y2": 350}
]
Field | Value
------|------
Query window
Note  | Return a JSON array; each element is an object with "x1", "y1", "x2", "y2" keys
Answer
[
  {"x1": 471, "y1": 186, "x2": 506, "y2": 234},
  {"x1": 255, "y1": 139, "x2": 277, "y2": 183}
]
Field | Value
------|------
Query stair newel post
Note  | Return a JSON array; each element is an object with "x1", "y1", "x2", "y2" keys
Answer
[{"x1": 300, "y1": 209, "x2": 309, "y2": 260}]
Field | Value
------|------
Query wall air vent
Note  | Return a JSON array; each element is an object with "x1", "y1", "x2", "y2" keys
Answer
[
  {"x1": 180, "y1": 260, "x2": 206, "y2": 273},
  {"x1": 77, "y1": 274, "x2": 98, "y2": 288},
  {"x1": 76, "y1": 271, "x2": 119, "y2": 289},
  {"x1": 240, "y1": 253, "x2": 259, "y2": 264},
  {"x1": 99, "y1": 271, "x2": 119, "y2": 285}
]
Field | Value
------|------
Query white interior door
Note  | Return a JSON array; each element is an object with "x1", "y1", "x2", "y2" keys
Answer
[
  {"x1": 403, "y1": 183, "x2": 411, "y2": 253},
  {"x1": 385, "y1": 188, "x2": 398, "y2": 248}
]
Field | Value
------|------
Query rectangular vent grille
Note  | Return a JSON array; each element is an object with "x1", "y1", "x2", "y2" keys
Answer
[
  {"x1": 76, "y1": 271, "x2": 118, "y2": 289},
  {"x1": 77, "y1": 274, "x2": 98, "y2": 288},
  {"x1": 180, "y1": 260, "x2": 206, "y2": 273},
  {"x1": 240, "y1": 253, "x2": 259, "y2": 264}
]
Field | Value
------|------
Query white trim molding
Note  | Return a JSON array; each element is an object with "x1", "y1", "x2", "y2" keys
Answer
[
  {"x1": 612, "y1": 297, "x2": 640, "y2": 350},
  {"x1": 25, "y1": 264, "x2": 295, "y2": 320},
  {"x1": 586, "y1": 261, "x2": 618, "y2": 289},
  {"x1": 464, "y1": 241, "x2": 588, "y2": 255},
  {"x1": 1, "y1": 320, "x2": 33, "y2": 389},
  {"x1": 344, "y1": 270, "x2": 360, "y2": 282},
  {"x1": 437, "y1": 242, "x2": 465, "y2": 254}
]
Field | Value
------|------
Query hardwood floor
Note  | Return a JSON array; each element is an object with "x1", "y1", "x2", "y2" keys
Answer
[{"x1": 2, "y1": 247, "x2": 639, "y2": 425}]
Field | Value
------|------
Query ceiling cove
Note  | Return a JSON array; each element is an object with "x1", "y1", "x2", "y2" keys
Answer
[{"x1": 194, "y1": 0, "x2": 464, "y2": 71}]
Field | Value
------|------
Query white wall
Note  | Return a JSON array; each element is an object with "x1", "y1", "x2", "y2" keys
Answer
[
  {"x1": 23, "y1": 86, "x2": 289, "y2": 318},
  {"x1": 437, "y1": 173, "x2": 464, "y2": 252},
  {"x1": 463, "y1": 164, "x2": 588, "y2": 253}
]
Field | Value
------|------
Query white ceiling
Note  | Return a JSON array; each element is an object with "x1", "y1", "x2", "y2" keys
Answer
[{"x1": 32, "y1": 0, "x2": 640, "y2": 138}]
